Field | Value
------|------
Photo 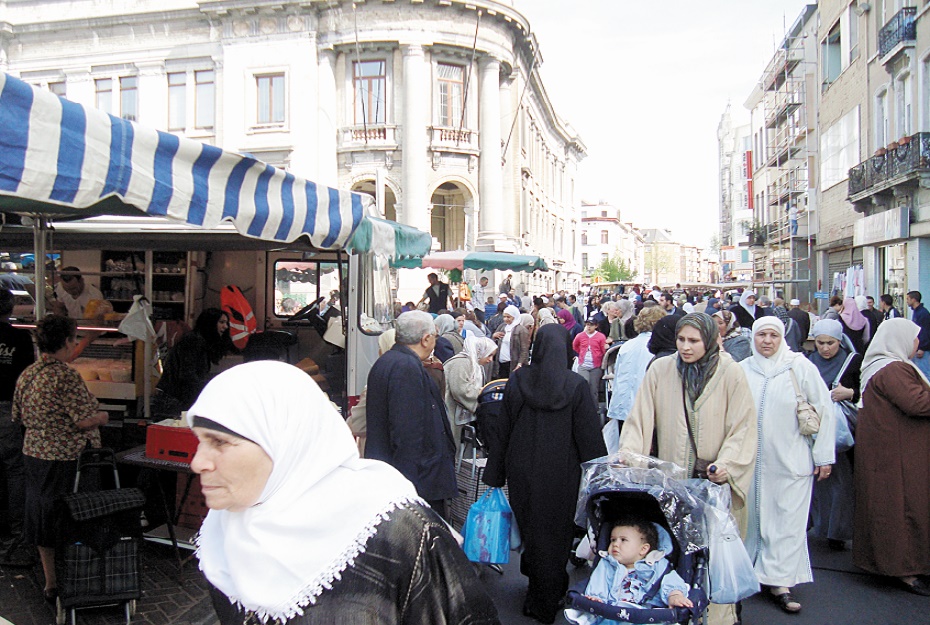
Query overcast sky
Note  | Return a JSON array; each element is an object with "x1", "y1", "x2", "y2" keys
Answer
[{"x1": 512, "y1": 0, "x2": 814, "y2": 248}]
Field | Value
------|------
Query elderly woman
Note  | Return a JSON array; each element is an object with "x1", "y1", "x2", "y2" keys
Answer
[
  {"x1": 444, "y1": 336, "x2": 497, "y2": 446},
  {"x1": 536, "y1": 307, "x2": 558, "y2": 327},
  {"x1": 484, "y1": 325, "x2": 606, "y2": 624},
  {"x1": 189, "y1": 362, "x2": 499, "y2": 624},
  {"x1": 434, "y1": 313, "x2": 464, "y2": 358},
  {"x1": 740, "y1": 317, "x2": 834, "y2": 613},
  {"x1": 712, "y1": 310, "x2": 751, "y2": 362},
  {"x1": 807, "y1": 319, "x2": 861, "y2": 551},
  {"x1": 620, "y1": 313, "x2": 757, "y2": 625},
  {"x1": 12, "y1": 315, "x2": 108, "y2": 601},
  {"x1": 492, "y1": 305, "x2": 528, "y2": 378},
  {"x1": 853, "y1": 318, "x2": 930, "y2": 595}
]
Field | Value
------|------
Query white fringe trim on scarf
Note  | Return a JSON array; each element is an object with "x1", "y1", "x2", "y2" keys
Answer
[{"x1": 194, "y1": 496, "x2": 425, "y2": 624}]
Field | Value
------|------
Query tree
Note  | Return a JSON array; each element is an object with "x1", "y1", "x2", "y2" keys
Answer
[
  {"x1": 644, "y1": 245, "x2": 676, "y2": 284},
  {"x1": 592, "y1": 252, "x2": 635, "y2": 283}
]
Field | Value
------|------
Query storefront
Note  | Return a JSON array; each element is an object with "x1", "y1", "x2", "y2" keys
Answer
[{"x1": 853, "y1": 206, "x2": 910, "y2": 312}]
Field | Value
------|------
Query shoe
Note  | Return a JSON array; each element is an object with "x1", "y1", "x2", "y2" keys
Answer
[
  {"x1": 43, "y1": 587, "x2": 58, "y2": 604},
  {"x1": 898, "y1": 577, "x2": 930, "y2": 597},
  {"x1": 522, "y1": 599, "x2": 556, "y2": 624},
  {"x1": 771, "y1": 591, "x2": 801, "y2": 613}
]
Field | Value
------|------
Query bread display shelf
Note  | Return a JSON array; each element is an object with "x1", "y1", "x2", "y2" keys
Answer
[{"x1": 85, "y1": 380, "x2": 136, "y2": 400}]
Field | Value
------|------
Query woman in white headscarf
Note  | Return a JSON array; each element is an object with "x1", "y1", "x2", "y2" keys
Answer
[
  {"x1": 492, "y1": 305, "x2": 528, "y2": 378},
  {"x1": 853, "y1": 318, "x2": 930, "y2": 595},
  {"x1": 537, "y1": 307, "x2": 558, "y2": 327},
  {"x1": 444, "y1": 337, "x2": 498, "y2": 446},
  {"x1": 729, "y1": 289, "x2": 765, "y2": 330},
  {"x1": 188, "y1": 362, "x2": 500, "y2": 625},
  {"x1": 740, "y1": 317, "x2": 834, "y2": 613}
]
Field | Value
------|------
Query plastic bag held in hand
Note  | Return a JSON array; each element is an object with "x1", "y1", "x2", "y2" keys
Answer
[
  {"x1": 118, "y1": 295, "x2": 156, "y2": 341},
  {"x1": 463, "y1": 487, "x2": 513, "y2": 564}
]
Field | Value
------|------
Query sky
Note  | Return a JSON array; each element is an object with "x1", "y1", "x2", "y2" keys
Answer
[{"x1": 512, "y1": 0, "x2": 814, "y2": 248}]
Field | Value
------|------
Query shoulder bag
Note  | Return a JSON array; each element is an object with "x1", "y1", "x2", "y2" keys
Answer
[
  {"x1": 788, "y1": 368, "x2": 820, "y2": 436},
  {"x1": 831, "y1": 353, "x2": 858, "y2": 450},
  {"x1": 682, "y1": 384, "x2": 712, "y2": 479}
]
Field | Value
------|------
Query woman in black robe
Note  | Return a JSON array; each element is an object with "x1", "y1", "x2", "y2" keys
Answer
[{"x1": 483, "y1": 324, "x2": 607, "y2": 624}]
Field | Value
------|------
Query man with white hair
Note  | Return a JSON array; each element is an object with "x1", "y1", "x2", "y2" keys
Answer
[{"x1": 365, "y1": 311, "x2": 457, "y2": 519}]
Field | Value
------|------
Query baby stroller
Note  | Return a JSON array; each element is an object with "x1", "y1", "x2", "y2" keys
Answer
[
  {"x1": 566, "y1": 454, "x2": 711, "y2": 625},
  {"x1": 600, "y1": 342, "x2": 625, "y2": 418}
]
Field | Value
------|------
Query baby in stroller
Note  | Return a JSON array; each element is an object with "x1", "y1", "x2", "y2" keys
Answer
[{"x1": 583, "y1": 513, "x2": 693, "y2": 613}]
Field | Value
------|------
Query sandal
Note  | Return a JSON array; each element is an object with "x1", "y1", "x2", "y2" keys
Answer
[
  {"x1": 898, "y1": 577, "x2": 930, "y2": 597},
  {"x1": 771, "y1": 591, "x2": 801, "y2": 613}
]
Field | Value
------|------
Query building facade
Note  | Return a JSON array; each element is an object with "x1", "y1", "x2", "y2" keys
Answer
[
  {"x1": 717, "y1": 104, "x2": 755, "y2": 281},
  {"x1": 578, "y1": 200, "x2": 644, "y2": 282},
  {"x1": 1, "y1": 0, "x2": 585, "y2": 294},
  {"x1": 640, "y1": 228, "x2": 682, "y2": 286}
]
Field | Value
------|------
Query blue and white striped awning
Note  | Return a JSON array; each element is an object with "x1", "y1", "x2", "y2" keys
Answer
[{"x1": 0, "y1": 71, "x2": 370, "y2": 250}]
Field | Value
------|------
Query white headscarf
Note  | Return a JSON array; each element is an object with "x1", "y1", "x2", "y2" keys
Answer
[
  {"x1": 860, "y1": 318, "x2": 929, "y2": 393},
  {"x1": 537, "y1": 307, "x2": 558, "y2": 326},
  {"x1": 854, "y1": 295, "x2": 869, "y2": 311},
  {"x1": 503, "y1": 305, "x2": 521, "y2": 331},
  {"x1": 461, "y1": 336, "x2": 497, "y2": 390},
  {"x1": 748, "y1": 316, "x2": 801, "y2": 376},
  {"x1": 739, "y1": 290, "x2": 757, "y2": 318},
  {"x1": 188, "y1": 362, "x2": 418, "y2": 622}
]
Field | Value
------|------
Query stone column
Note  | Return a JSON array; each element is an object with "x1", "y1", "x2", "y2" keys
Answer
[
  {"x1": 317, "y1": 48, "x2": 338, "y2": 187},
  {"x1": 477, "y1": 55, "x2": 504, "y2": 250},
  {"x1": 401, "y1": 44, "x2": 429, "y2": 233},
  {"x1": 499, "y1": 69, "x2": 518, "y2": 242}
]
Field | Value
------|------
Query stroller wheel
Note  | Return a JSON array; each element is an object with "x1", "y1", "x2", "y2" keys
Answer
[{"x1": 55, "y1": 598, "x2": 66, "y2": 625}]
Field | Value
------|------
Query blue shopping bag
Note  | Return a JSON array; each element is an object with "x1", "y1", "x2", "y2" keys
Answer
[{"x1": 463, "y1": 487, "x2": 513, "y2": 564}]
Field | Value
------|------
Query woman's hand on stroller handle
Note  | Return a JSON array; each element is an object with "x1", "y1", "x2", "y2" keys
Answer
[{"x1": 706, "y1": 463, "x2": 729, "y2": 484}]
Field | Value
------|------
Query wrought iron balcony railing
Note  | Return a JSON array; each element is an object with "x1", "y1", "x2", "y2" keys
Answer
[
  {"x1": 848, "y1": 132, "x2": 930, "y2": 197},
  {"x1": 879, "y1": 6, "x2": 916, "y2": 58}
]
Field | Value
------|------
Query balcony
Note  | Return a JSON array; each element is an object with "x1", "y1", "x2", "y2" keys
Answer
[
  {"x1": 428, "y1": 126, "x2": 479, "y2": 155},
  {"x1": 848, "y1": 132, "x2": 930, "y2": 206},
  {"x1": 879, "y1": 7, "x2": 916, "y2": 60},
  {"x1": 337, "y1": 124, "x2": 398, "y2": 150}
]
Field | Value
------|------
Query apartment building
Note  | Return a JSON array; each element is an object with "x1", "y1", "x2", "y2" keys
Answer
[
  {"x1": 578, "y1": 200, "x2": 644, "y2": 282},
  {"x1": 717, "y1": 104, "x2": 755, "y2": 281},
  {"x1": 1, "y1": 0, "x2": 585, "y2": 294}
]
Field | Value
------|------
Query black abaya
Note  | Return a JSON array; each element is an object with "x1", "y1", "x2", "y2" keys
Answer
[{"x1": 483, "y1": 325, "x2": 607, "y2": 622}]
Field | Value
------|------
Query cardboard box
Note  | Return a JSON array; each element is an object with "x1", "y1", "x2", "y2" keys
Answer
[{"x1": 145, "y1": 419, "x2": 199, "y2": 464}]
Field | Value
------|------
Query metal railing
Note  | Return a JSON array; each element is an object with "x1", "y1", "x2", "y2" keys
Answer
[
  {"x1": 848, "y1": 132, "x2": 930, "y2": 196},
  {"x1": 879, "y1": 6, "x2": 916, "y2": 58}
]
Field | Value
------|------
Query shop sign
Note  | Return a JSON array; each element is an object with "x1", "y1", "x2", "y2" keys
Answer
[
  {"x1": 853, "y1": 206, "x2": 909, "y2": 246},
  {"x1": 814, "y1": 291, "x2": 830, "y2": 300}
]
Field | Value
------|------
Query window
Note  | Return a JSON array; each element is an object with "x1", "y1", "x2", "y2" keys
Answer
[
  {"x1": 581, "y1": 232, "x2": 588, "y2": 246},
  {"x1": 581, "y1": 253, "x2": 588, "y2": 269},
  {"x1": 353, "y1": 61, "x2": 386, "y2": 125},
  {"x1": 48, "y1": 82, "x2": 66, "y2": 97},
  {"x1": 923, "y1": 56, "x2": 930, "y2": 131},
  {"x1": 601, "y1": 253, "x2": 609, "y2": 264},
  {"x1": 168, "y1": 72, "x2": 186, "y2": 130},
  {"x1": 256, "y1": 73, "x2": 285, "y2": 125},
  {"x1": 849, "y1": 2, "x2": 860, "y2": 63},
  {"x1": 821, "y1": 106, "x2": 860, "y2": 189},
  {"x1": 195, "y1": 70, "x2": 215, "y2": 129},
  {"x1": 120, "y1": 76, "x2": 138, "y2": 121},
  {"x1": 601, "y1": 230, "x2": 609, "y2": 244},
  {"x1": 896, "y1": 72, "x2": 912, "y2": 137},
  {"x1": 823, "y1": 21, "x2": 842, "y2": 85},
  {"x1": 95, "y1": 78, "x2": 113, "y2": 114},
  {"x1": 877, "y1": 89, "x2": 889, "y2": 147},
  {"x1": 437, "y1": 63, "x2": 464, "y2": 127}
]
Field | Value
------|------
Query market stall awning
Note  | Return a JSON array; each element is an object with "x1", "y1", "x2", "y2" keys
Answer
[
  {"x1": 347, "y1": 216, "x2": 434, "y2": 259},
  {"x1": 0, "y1": 71, "x2": 416, "y2": 252},
  {"x1": 391, "y1": 250, "x2": 549, "y2": 272}
]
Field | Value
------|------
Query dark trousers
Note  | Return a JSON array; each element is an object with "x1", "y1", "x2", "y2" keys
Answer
[
  {"x1": 497, "y1": 361, "x2": 512, "y2": 379},
  {"x1": 0, "y1": 403, "x2": 26, "y2": 540}
]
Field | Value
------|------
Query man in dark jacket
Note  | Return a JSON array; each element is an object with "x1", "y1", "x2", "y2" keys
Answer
[
  {"x1": 0, "y1": 290, "x2": 35, "y2": 567},
  {"x1": 365, "y1": 311, "x2": 457, "y2": 519},
  {"x1": 787, "y1": 298, "x2": 811, "y2": 342},
  {"x1": 908, "y1": 290, "x2": 930, "y2": 378}
]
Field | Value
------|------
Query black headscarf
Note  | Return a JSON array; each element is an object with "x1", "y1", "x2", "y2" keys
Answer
[
  {"x1": 675, "y1": 313, "x2": 721, "y2": 405},
  {"x1": 515, "y1": 323, "x2": 575, "y2": 411},
  {"x1": 648, "y1": 314, "x2": 683, "y2": 358}
]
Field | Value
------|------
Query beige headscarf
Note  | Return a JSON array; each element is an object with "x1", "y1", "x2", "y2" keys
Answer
[
  {"x1": 537, "y1": 307, "x2": 558, "y2": 326},
  {"x1": 860, "y1": 318, "x2": 929, "y2": 393}
]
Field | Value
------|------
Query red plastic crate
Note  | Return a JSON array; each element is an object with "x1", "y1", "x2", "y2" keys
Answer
[{"x1": 145, "y1": 422, "x2": 199, "y2": 464}]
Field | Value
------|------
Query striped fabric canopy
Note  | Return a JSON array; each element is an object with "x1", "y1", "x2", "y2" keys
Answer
[{"x1": 0, "y1": 72, "x2": 370, "y2": 250}]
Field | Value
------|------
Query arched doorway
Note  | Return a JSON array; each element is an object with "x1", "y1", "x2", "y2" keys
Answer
[
  {"x1": 429, "y1": 181, "x2": 471, "y2": 251},
  {"x1": 351, "y1": 179, "x2": 397, "y2": 222}
]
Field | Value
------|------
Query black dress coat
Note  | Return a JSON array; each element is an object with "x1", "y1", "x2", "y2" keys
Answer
[
  {"x1": 365, "y1": 344, "x2": 457, "y2": 501},
  {"x1": 483, "y1": 325, "x2": 607, "y2": 622},
  {"x1": 787, "y1": 307, "x2": 811, "y2": 341},
  {"x1": 209, "y1": 503, "x2": 500, "y2": 624},
  {"x1": 728, "y1": 303, "x2": 766, "y2": 330}
]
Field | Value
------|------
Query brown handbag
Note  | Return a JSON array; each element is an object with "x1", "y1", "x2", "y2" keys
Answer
[
  {"x1": 683, "y1": 384, "x2": 712, "y2": 479},
  {"x1": 789, "y1": 368, "x2": 821, "y2": 436}
]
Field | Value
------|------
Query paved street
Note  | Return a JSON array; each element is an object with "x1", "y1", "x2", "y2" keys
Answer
[{"x1": 3, "y1": 532, "x2": 928, "y2": 625}]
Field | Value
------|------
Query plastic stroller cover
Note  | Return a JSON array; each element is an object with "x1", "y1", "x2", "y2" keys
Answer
[{"x1": 575, "y1": 451, "x2": 736, "y2": 556}]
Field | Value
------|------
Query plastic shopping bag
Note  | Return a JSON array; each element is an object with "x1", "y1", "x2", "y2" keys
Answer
[
  {"x1": 463, "y1": 487, "x2": 513, "y2": 564},
  {"x1": 705, "y1": 505, "x2": 759, "y2": 603},
  {"x1": 118, "y1": 295, "x2": 156, "y2": 342},
  {"x1": 833, "y1": 402, "x2": 855, "y2": 452}
]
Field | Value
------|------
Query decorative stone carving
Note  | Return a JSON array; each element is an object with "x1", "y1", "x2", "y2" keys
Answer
[
  {"x1": 259, "y1": 19, "x2": 277, "y2": 35},
  {"x1": 385, "y1": 151, "x2": 394, "y2": 170}
]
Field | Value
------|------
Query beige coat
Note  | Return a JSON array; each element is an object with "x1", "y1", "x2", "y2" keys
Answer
[{"x1": 619, "y1": 353, "x2": 757, "y2": 515}]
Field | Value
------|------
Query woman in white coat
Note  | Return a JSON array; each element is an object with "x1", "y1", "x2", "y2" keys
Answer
[{"x1": 740, "y1": 317, "x2": 835, "y2": 613}]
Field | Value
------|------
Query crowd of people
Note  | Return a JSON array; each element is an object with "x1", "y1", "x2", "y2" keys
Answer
[{"x1": 2, "y1": 275, "x2": 930, "y2": 624}]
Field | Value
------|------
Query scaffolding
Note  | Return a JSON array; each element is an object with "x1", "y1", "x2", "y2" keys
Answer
[{"x1": 750, "y1": 12, "x2": 818, "y2": 302}]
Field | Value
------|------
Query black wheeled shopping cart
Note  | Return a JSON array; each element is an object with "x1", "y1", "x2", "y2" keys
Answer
[{"x1": 55, "y1": 448, "x2": 146, "y2": 625}]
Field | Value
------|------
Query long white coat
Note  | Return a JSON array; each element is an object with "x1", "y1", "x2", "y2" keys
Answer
[{"x1": 740, "y1": 325, "x2": 834, "y2": 587}]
